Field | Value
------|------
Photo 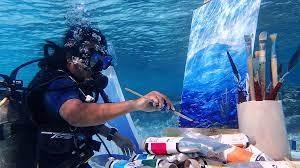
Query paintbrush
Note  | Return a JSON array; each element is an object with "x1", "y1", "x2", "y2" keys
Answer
[
  {"x1": 268, "y1": 46, "x2": 300, "y2": 100},
  {"x1": 270, "y1": 33, "x2": 278, "y2": 89},
  {"x1": 124, "y1": 88, "x2": 194, "y2": 122},
  {"x1": 258, "y1": 32, "x2": 268, "y2": 99},
  {"x1": 254, "y1": 71, "x2": 263, "y2": 101},
  {"x1": 253, "y1": 51, "x2": 260, "y2": 81},
  {"x1": 244, "y1": 35, "x2": 255, "y2": 101},
  {"x1": 270, "y1": 33, "x2": 279, "y2": 99},
  {"x1": 278, "y1": 63, "x2": 283, "y2": 78},
  {"x1": 226, "y1": 51, "x2": 247, "y2": 103}
]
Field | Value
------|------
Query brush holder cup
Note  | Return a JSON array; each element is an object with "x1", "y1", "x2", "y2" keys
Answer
[{"x1": 237, "y1": 100, "x2": 290, "y2": 160}]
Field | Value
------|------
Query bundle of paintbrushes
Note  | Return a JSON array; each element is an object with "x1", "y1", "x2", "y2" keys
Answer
[
  {"x1": 228, "y1": 32, "x2": 300, "y2": 103},
  {"x1": 245, "y1": 32, "x2": 299, "y2": 101}
]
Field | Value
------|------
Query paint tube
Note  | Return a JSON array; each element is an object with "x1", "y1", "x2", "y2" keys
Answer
[
  {"x1": 105, "y1": 158, "x2": 135, "y2": 168},
  {"x1": 157, "y1": 160, "x2": 178, "y2": 168},
  {"x1": 210, "y1": 133, "x2": 255, "y2": 148},
  {"x1": 130, "y1": 154, "x2": 157, "y2": 161},
  {"x1": 106, "y1": 158, "x2": 177, "y2": 168},
  {"x1": 222, "y1": 146, "x2": 269, "y2": 163},
  {"x1": 227, "y1": 161, "x2": 296, "y2": 168},
  {"x1": 245, "y1": 145, "x2": 273, "y2": 161},
  {"x1": 184, "y1": 159, "x2": 201, "y2": 168},
  {"x1": 130, "y1": 153, "x2": 198, "y2": 165},
  {"x1": 137, "y1": 159, "x2": 178, "y2": 168},
  {"x1": 179, "y1": 133, "x2": 265, "y2": 163},
  {"x1": 184, "y1": 132, "x2": 254, "y2": 148},
  {"x1": 258, "y1": 32, "x2": 268, "y2": 99},
  {"x1": 163, "y1": 153, "x2": 193, "y2": 163},
  {"x1": 244, "y1": 35, "x2": 255, "y2": 101},
  {"x1": 184, "y1": 159, "x2": 295, "y2": 168},
  {"x1": 184, "y1": 158, "x2": 223, "y2": 168},
  {"x1": 143, "y1": 137, "x2": 230, "y2": 156},
  {"x1": 187, "y1": 143, "x2": 269, "y2": 163}
]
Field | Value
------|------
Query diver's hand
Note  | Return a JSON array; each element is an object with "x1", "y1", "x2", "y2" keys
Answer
[
  {"x1": 113, "y1": 133, "x2": 135, "y2": 156},
  {"x1": 134, "y1": 91, "x2": 175, "y2": 112}
]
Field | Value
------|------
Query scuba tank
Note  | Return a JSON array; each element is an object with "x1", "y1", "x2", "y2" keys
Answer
[{"x1": 0, "y1": 58, "x2": 43, "y2": 168}]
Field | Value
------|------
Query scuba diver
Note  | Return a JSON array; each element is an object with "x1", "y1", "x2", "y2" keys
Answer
[{"x1": 0, "y1": 26, "x2": 175, "y2": 168}]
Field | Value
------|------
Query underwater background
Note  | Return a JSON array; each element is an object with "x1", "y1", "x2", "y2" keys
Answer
[{"x1": 0, "y1": 0, "x2": 299, "y2": 141}]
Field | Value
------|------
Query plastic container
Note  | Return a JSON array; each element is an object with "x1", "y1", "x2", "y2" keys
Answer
[{"x1": 237, "y1": 100, "x2": 290, "y2": 160}]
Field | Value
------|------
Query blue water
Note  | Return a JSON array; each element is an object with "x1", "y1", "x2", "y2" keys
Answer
[{"x1": 0, "y1": 0, "x2": 299, "y2": 139}]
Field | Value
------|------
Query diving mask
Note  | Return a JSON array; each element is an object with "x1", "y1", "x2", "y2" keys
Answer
[
  {"x1": 90, "y1": 52, "x2": 113, "y2": 71},
  {"x1": 70, "y1": 51, "x2": 112, "y2": 72}
]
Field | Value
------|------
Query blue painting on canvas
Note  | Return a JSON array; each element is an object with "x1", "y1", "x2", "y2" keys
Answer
[{"x1": 180, "y1": 0, "x2": 261, "y2": 128}]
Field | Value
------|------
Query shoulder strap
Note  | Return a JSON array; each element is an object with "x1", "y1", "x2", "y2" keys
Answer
[{"x1": 99, "y1": 89, "x2": 110, "y2": 103}]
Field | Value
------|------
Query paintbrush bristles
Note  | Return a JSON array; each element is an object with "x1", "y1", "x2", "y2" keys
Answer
[
  {"x1": 244, "y1": 35, "x2": 253, "y2": 58},
  {"x1": 259, "y1": 31, "x2": 268, "y2": 41},
  {"x1": 270, "y1": 33, "x2": 277, "y2": 42},
  {"x1": 244, "y1": 35, "x2": 251, "y2": 43},
  {"x1": 270, "y1": 33, "x2": 278, "y2": 58}
]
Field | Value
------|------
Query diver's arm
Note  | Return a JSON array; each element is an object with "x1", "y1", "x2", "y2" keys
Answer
[
  {"x1": 59, "y1": 99, "x2": 138, "y2": 127},
  {"x1": 59, "y1": 91, "x2": 174, "y2": 127}
]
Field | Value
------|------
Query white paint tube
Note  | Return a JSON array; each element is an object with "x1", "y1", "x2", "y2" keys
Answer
[
  {"x1": 143, "y1": 137, "x2": 230, "y2": 156},
  {"x1": 210, "y1": 133, "x2": 255, "y2": 148}
]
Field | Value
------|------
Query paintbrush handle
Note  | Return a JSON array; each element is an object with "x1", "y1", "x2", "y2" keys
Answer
[
  {"x1": 254, "y1": 81, "x2": 263, "y2": 101},
  {"x1": 259, "y1": 62, "x2": 266, "y2": 99},
  {"x1": 271, "y1": 58, "x2": 278, "y2": 88},
  {"x1": 267, "y1": 82, "x2": 282, "y2": 100},
  {"x1": 172, "y1": 110, "x2": 193, "y2": 122},
  {"x1": 125, "y1": 88, "x2": 145, "y2": 98},
  {"x1": 247, "y1": 57, "x2": 255, "y2": 101},
  {"x1": 124, "y1": 88, "x2": 193, "y2": 122}
]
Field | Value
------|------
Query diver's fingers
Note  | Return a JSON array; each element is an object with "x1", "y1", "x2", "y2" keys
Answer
[
  {"x1": 123, "y1": 147, "x2": 128, "y2": 156},
  {"x1": 126, "y1": 148, "x2": 129, "y2": 156},
  {"x1": 121, "y1": 147, "x2": 127, "y2": 156},
  {"x1": 128, "y1": 146, "x2": 134, "y2": 156},
  {"x1": 155, "y1": 95, "x2": 164, "y2": 109},
  {"x1": 145, "y1": 95, "x2": 159, "y2": 107},
  {"x1": 126, "y1": 147, "x2": 131, "y2": 157},
  {"x1": 163, "y1": 99, "x2": 172, "y2": 111},
  {"x1": 155, "y1": 92, "x2": 175, "y2": 111},
  {"x1": 125, "y1": 147, "x2": 133, "y2": 157},
  {"x1": 150, "y1": 91, "x2": 166, "y2": 109}
]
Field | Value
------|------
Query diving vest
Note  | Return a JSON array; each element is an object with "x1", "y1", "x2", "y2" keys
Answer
[{"x1": 27, "y1": 69, "x2": 105, "y2": 167}]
